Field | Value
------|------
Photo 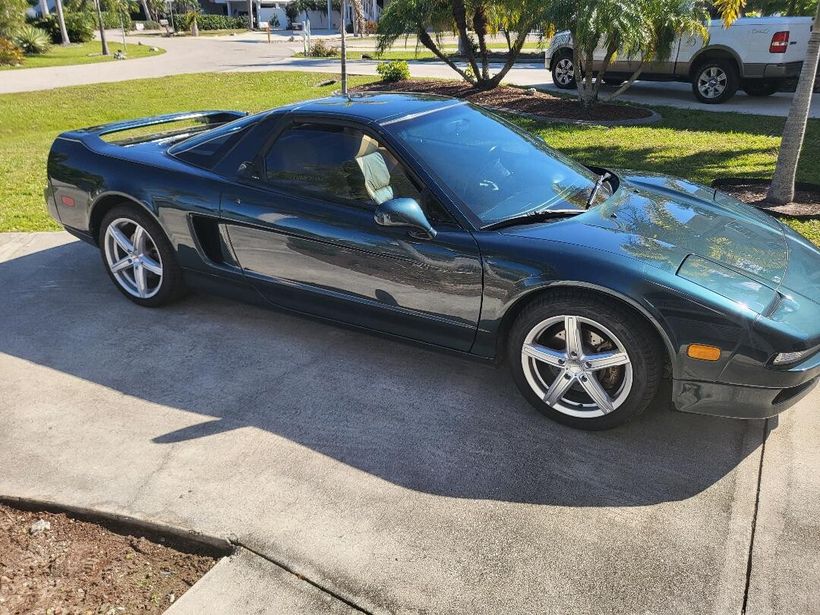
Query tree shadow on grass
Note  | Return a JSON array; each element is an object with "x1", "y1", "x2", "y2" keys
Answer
[{"x1": 0, "y1": 238, "x2": 767, "y2": 507}]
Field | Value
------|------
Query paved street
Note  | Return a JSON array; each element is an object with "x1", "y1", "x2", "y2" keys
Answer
[
  {"x1": 1, "y1": 231, "x2": 818, "y2": 613},
  {"x1": 2, "y1": 31, "x2": 818, "y2": 118}
]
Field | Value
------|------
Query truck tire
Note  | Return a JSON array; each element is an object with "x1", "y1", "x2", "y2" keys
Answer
[
  {"x1": 692, "y1": 59, "x2": 739, "y2": 104},
  {"x1": 551, "y1": 51, "x2": 577, "y2": 89}
]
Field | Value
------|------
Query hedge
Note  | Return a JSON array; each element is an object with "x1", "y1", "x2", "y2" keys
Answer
[{"x1": 193, "y1": 14, "x2": 247, "y2": 30}]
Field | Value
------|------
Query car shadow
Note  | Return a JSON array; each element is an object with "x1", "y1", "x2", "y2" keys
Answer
[{"x1": 0, "y1": 238, "x2": 767, "y2": 507}]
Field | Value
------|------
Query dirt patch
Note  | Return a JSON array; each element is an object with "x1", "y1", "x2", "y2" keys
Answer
[
  {"x1": 354, "y1": 79, "x2": 654, "y2": 122},
  {"x1": 0, "y1": 503, "x2": 218, "y2": 614},
  {"x1": 715, "y1": 180, "x2": 820, "y2": 218}
]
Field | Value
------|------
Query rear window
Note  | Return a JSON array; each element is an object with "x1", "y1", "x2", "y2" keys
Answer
[{"x1": 170, "y1": 114, "x2": 260, "y2": 169}]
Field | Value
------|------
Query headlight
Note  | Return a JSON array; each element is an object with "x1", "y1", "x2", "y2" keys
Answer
[
  {"x1": 772, "y1": 348, "x2": 816, "y2": 366},
  {"x1": 677, "y1": 255, "x2": 778, "y2": 315}
]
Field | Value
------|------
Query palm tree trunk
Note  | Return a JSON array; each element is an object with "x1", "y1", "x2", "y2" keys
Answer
[
  {"x1": 140, "y1": 0, "x2": 151, "y2": 21},
  {"x1": 767, "y1": 0, "x2": 820, "y2": 205},
  {"x1": 54, "y1": 0, "x2": 71, "y2": 45},
  {"x1": 93, "y1": 0, "x2": 109, "y2": 55},
  {"x1": 39, "y1": 0, "x2": 50, "y2": 17},
  {"x1": 451, "y1": 0, "x2": 481, "y2": 83},
  {"x1": 246, "y1": 0, "x2": 253, "y2": 29}
]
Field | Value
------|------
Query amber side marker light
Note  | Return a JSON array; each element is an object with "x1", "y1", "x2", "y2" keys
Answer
[{"x1": 688, "y1": 344, "x2": 721, "y2": 361}]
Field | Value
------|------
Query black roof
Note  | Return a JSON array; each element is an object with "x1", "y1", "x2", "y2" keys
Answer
[{"x1": 282, "y1": 92, "x2": 463, "y2": 124}]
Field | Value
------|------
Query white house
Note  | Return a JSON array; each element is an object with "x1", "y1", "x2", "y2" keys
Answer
[{"x1": 204, "y1": 0, "x2": 383, "y2": 30}]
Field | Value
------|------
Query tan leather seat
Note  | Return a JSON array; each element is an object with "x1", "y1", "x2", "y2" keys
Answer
[{"x1": 354, "y1": 135, "x2": 393, "y2": 205}]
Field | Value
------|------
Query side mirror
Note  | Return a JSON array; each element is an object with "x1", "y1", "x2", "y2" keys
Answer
[
  {"x1": 374, "y1": 198, "x2": 437, "y2": 239},
  {"x1": 237, "y1": 160, "x2": 260, "y2": 181}
]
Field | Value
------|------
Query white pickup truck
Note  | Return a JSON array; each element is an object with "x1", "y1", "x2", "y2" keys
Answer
[{"x1": 545, "y1": 16, "x2": 817, "y2": 103}]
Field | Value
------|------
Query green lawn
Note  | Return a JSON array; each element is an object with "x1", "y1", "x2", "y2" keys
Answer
[
  {"x1": 0, "y1": 71, "x2": 816, "y2": 244},
  {"x1": 0, "y1": 41, "x2": 164, "y2": 71}
]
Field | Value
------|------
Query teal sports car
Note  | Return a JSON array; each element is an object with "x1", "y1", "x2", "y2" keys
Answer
[{"x1": 45, "y1": 93, "x2": 820, "y2": 430}]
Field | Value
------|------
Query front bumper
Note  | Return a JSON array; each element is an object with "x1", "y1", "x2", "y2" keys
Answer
[{"x1": 673, "y1": 350, "x2": 820, "y2": 419}]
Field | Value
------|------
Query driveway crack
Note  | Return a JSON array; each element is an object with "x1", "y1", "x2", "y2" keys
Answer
[
  {"x1": 233, "y1": 541, "x2": 373, "y2": 614},
  {"x1": 741, "y1": 418, "x2": 769, "y2": 615}
]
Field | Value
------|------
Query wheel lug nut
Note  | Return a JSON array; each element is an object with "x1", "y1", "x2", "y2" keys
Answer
[
  {"x1": 580, "y1": 375, "x2": 588, "y2": 382},
  {"x1": 564, "y1": 373, "x2": 572, "y2": 380},
  {"x1": 584, "y1": 362, "x2": 592, "y2": 369}
]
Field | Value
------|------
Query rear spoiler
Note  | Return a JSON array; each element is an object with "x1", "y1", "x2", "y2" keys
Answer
[{"x1": 59, "y1": 110, "x2": 247, "y2": 146}]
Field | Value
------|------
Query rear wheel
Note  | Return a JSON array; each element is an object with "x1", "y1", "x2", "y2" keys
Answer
[
  {"x1": 508, "y1": 291, "x2": 664, "y2": 430},
  {"x1": 692, "y1": 59, "x2": 739, "y2": 104},
  {"x1": 551, "y1": 53, "x2": 577, "y2": 89},
  {"x1": 99, "y1": 205, "x2": 186, "y2": 307}
]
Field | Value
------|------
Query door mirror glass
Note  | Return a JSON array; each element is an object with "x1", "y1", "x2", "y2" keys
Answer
[
  {"x1": 237, "y1": 160, "x2": 260, "y2": 181},
  {"x1": 374, "y1": 198, "x2": 437, "y2": 239}
]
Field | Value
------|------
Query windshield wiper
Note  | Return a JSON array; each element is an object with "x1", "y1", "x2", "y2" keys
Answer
[
  {"x1": 586, "y1": 171, "x2": 613, "y2": 208},
  {"x1": 483, "y1": 209, "x2": 583, "y2": 230}
]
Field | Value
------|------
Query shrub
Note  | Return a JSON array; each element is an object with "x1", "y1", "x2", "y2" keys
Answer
[
  {"x1": 376, "y1": 59, "x2": 410, "y2": 82},
  {"x1": 35, "y1": 12, "x2": 95, "y2": 43},
  {"x1": 0, "y1": 0, "x2": 28, "y2": 39},
  {"x1": 362, "y1": 20, "x2": 378, "y2": 34},
  {"x1": 0, "y1": 36, "x2": 23, "y2": 65},
  {"x1": 100, "y1": 10, "x2": 132, "y2": 30},
  {"x1": 13, "y1": 24, "x2": 51, "y2": 54},
  {"x1": 194, "y1": 14, "x2": 246, "y2": 30},
  {"x1": 308, "y1": 38, "x2": 337, "y2": 57}
]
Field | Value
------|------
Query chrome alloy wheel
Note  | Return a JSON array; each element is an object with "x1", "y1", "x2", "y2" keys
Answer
[
  {"x1": 103, "y1": 218, "x2": 163, "y2": 299},
  {"x1": 554, "y1": 58, "x2": 575, "y2": 86},
  {"x1": 520, "y1": 315, "x2": 633, "y2": 418},
  {"x1": 697, "y1": 66, "x2": 728, "y2": 99}
]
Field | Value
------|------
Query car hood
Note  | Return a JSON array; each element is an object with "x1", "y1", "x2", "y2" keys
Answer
[{"x1": 501, "y1": 171, "x2": 792, "y2": 290}]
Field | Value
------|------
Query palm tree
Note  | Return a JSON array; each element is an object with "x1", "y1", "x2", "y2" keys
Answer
[
  {"x1": 377, "y1": 0, "x2": 550, "y2": 89},
  {"x1": 39, "y1": 0, "x2": 50, "y2": 17},
  {"x1": 53, "y1": 0, "x2": 71, "y2": 45},
  {"x1": 766, "y1": 0, "x2": 819, "y2": 204},
  {"x1": 546, "y1": 0, "x2": 709, "y2": 110},
  {"x1": 246, "y1": 0, "x2": 253, "y2": 29},
  {"x1": 139, "y1": 0, "x2": 152, "y2": 21}
]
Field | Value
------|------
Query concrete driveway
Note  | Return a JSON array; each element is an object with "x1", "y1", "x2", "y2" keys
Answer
[{"x1": 1, "y1": 231, "x2": 818, "y2": 614}]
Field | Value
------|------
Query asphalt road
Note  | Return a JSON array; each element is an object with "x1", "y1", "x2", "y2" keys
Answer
[
  {"x1": 0, "y1": 231, "x2": 818, "y2": 614},
  {"x1": 2, "y1": 31, "x2": 818, "y2": 119}
]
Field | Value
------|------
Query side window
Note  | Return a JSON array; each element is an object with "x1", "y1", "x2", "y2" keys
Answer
[{"x1": 262, "y1": 123, "x2": 424, "y2": 209}]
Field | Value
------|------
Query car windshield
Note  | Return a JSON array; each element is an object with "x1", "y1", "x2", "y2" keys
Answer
[{"x1": 389, "y1": 103, "x2": 605, "y2": 227}]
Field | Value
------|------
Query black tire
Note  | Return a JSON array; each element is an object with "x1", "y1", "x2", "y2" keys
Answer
[
  {"x1": 742, "y1": 80, "x2": 779, "y2": 97},
  {"x1": 551, "y1": 51, "x2": 577, "y2": 89},
  {"x1": 98, "y1": 204, "x2": 187, "y2": 307},
  {"x1": 691, "y1": 59, "x2": 739, "y2": 104},
  {"x1": 507, "y1": 290, "x2": 664, "y2": 430}
]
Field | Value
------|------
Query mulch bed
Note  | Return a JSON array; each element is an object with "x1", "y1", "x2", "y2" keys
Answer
[
  {"x1": 0, "y1": 503, "x2": 218, "y2": 614},
  {"x1": 714, "y1": 180, "x2": 820, "y2": 218},
  {"x1": 354, "y1": 79, "x2": 654, "y2": 122}
]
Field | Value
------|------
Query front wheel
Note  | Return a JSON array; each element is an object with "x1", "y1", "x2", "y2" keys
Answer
[
  {"x1": 692, "y1": 60, "x2": 739, "y2": 104},
  {"x1": 551, "y1": 54, "x2": 577, "y2": 89},
  {"x1": 508, "y1": 292, "x2": 664, "y2": 430}
]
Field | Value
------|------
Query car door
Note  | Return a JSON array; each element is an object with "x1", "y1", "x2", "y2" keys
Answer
[
  {"x1": 219, "y1": 117, "x2": 483, "y2": 352},
  {"x1": 593, "y1": 37, "x2": 683, "y2": 76}
]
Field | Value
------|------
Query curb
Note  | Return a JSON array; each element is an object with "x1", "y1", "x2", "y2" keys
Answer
[{"x1": 0, "y1": 495, "x2": 233, "y2": 556}]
